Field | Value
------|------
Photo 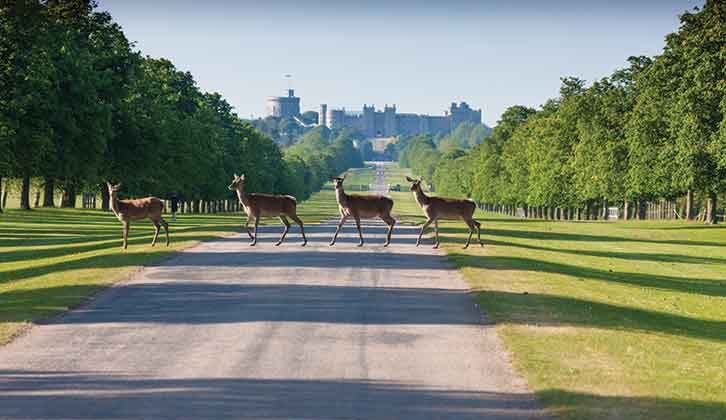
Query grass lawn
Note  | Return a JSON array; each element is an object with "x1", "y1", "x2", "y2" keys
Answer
[
  {"x1": 382, "y1": 161, "x2": 726, "y2": 419},
  {"x1": 439, "y1": 215, "x2": 726, "y2": 419},
  {"x1": 0, "y1": 188, "x2": 341, "y2": 345}
]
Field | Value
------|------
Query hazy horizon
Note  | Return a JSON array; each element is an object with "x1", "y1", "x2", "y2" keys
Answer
[{"x1": 99, "y1": 0, "x2": 703, "y2": 126}]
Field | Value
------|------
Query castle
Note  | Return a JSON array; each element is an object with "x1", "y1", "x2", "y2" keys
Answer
[{"x1": 265, "y1": 89, "x2": 482, "y2": 137}]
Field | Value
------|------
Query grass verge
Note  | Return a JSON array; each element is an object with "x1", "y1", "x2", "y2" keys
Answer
[{"x1": 0, "y1": 188, "x2": 341, "y2": 345}]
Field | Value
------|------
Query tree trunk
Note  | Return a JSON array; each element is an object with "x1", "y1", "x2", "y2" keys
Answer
[
  {"x1": 43, "y1": 177, "x2": 55, "y2": 207},
  {"x1": 601, "y1": 199, "x2": 608, "y2": 219},
  {"x1": 685, "y1": 190, "x2": 694, "y2": 220},
  {"x1": 61, "y1": 184, "x2": 76, "y2": 208},
  {"x1": 624, "y1": 200, "x2": 630, "y2": 220},
  {"x1": 100, "y1": 183, "x2": 110, "y2": 211},
  {"x1": 637, "y1": 198, "x2": 646, "y2": 220},
  {"x1": 705, "y1": 192, "x2": 718, "y2": 225},
  {"x1": 20, "y1": 175, "x2": 31, "y2": 210},
  {"x1": 0, "y1": 176, "x2": 3, "y2": 213}
]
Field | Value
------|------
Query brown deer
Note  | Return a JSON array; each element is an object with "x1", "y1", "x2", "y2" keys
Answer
[
  {"x1": 329, "y1": 175, "x2": 395, "y2": 247},
  {"x1": 228, "y1": 174, "x2": 307, "y2": 246},
  {"x1": 405, "y1": 176, "x2": 482, "y2": 249},
  {"x1": 106, "y1": 182, "x2": 169, "y2": 250}
]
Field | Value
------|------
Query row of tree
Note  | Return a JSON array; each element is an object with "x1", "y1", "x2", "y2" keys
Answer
[
  {"x1": 0, "y1": 1, "x2": 361, "y2": 212},
  {"x1": 417, "y1": 1, "x2": 725, "y2": 223}
]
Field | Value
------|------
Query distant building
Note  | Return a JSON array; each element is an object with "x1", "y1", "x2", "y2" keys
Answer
[
  {"x1": 266, "y1": 89, "x2": 300, "y2": 118},
  {"x1": 319, "y1": 101, "x2": 481, "y2": 137}
]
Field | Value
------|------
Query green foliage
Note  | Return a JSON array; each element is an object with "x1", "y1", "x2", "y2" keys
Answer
[
  {"x1": 408, "y1": 2, "x2": 725, "y2": 218},
  {"x1": 399, "y1": 135, "x2": 441, "y2": 182},
  {"x1": 0, "y1": 0, "x2": 359, "y2": 208},
  {"x1": 437, "y1": 122, "x2": 492, "y2": 151}
]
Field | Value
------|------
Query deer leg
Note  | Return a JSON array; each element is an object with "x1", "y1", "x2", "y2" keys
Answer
[
  {"x1": 329, "y1": 215, "x2": 348, "y2": 246},
  {"x1": 244, "y1": 217, "x2": 254, "y2": 239},
  {"x1": 276, "y1": 216, "x2": 290, "y2": 246},
  {"x1": 250, "y1": 216, "x2": 260, "y2": 246},
  {"x1": 433, "y1": 219, "x2": 441, "y2": 249},
  {"x1": 289, "y1": 214, "x2": 307, "y2": 246},
  {"x1": 354, "y1": 215, "x2": 364, "y2": 247},
  {"x1": 474, "y1": 220, "x2": 482, "y2": 247},
  {"x1": 463, "y1": 218, "x2": 475, "y2": 249},
  {"x1": 417, "y1": 218, "x2": 434, "y2": 247},
  {"x1": 151, "y1": 220, "x2": 160, "y2": 247},
  {"x1": 381, "y1": 214, "x2": 395, "y2": 247},
  {"x1": 161, "y1": 217, "x2": 170, "y2": 246},
  {"x1": 122, "y1": 221, "x2": 129, "y2": 250}
]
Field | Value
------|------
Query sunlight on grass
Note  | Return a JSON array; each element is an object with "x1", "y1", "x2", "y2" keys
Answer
[
  {"x1": 438, "y1": 214, "x2": 726, "y2": 420},
  {"x1": 0, "y1": 189, "x2": 342, "y2": 345}
]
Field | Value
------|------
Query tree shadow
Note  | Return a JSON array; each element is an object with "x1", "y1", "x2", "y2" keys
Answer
[
  {"x1": 447, "y1": 253, "x2": 726, "y2": 298},
  {"x1": 479, "y1": 238, "x2": 726, "y2": 265},
  {"x1": 0, "y1": 371, "x2": 547, "y2": 419},
  {"x1": 472, "y1": 290, "x2": 726, "y2": 343},
  {"x1": 441, "y1": 226, "x2": 725, "y2": 247},
  {"x1": 538, "y1": 389, "x2": 726, "y2": 420},
  {"x1": 4, "y1": 283, "x2": 475, "y2": 326}
]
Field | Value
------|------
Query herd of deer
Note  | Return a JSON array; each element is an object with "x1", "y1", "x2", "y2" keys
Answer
[{"x1": 105, "y1": 173, "x2": 482, "y2": 250}]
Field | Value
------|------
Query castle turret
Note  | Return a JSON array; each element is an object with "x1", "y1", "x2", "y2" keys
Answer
[
  {"x1": 319, "y1": 104, "x2": 328, "y2": 127},
  {"x1": 383, "y1": 104, "x2": 397, "y2": 137}
]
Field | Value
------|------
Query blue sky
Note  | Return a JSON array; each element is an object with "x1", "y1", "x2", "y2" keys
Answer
[{"x1": 99, "y1": 0, "x2": 703, "y2": 126}]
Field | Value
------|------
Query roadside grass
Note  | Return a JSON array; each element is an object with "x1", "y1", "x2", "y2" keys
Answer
[
  {"x1": 438, "y1": 215, "x2": 726, "y2": 419},
  {"x1": 381, "y1": 162, "x2": 726, "y2": 418},
  {"x1": 0, "y1": 188, "x2": 341, "y2": 345}
]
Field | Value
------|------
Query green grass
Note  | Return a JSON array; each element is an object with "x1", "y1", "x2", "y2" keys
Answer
[
  {"x1": 375, "y1": 162, "x2": 726, "y2": 418},
  {"x1": 0, "y1": 188, "x2": 341, "y2": 345},
  {"x1": 4, "y1": 165, "x2": 725, "y2": 419},
  {"x1": 437, "y1": 215, "x2": 726, "y2": 419}
]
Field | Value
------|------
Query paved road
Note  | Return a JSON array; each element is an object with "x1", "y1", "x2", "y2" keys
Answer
[{"x1": 0, "y1": 166, "x2": 547, "y2": 420}]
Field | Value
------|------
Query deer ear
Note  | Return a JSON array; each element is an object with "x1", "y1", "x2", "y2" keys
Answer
[
  {"x1": 341, "y1": 173, "x2": 347, "y2": 180},
  {"x1": 240, "y1": 174, "x2": 245, "y2": 181},
  {"x1": 405, "y1": 176, "x2": 415, "y2": 182},
  {"x1": 417, "y1": 177, "x2": 423, "y2": 182},
  {"x1": 233, "y1": 173, "x2": 238, "y2": 179},
  {"x1": 116, "y1": 183, "x2": 122, "y2": 189}
]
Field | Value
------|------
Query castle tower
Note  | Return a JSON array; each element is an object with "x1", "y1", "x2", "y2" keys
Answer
[
  {"x1": 319, "y1": 104, "x2": 328, "y2": 127},
  {"x1": 383, "y1": 104, "x2": 397, "y2": 137},
  {"x1": 363, "y1": 104, "x2": 375, "y2": 137}
]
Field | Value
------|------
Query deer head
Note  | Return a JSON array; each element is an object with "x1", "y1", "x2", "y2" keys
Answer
[
  {"x1": 106, "y1": 182, "x2": 122, "y2": 198},
  {"x1": 330, "y1": 174, "x2": 346, "y2": 190},
  {"x1": 228, "y1": 173, "x2": 245, "y2": 191},
  {"x1": 405, "y1": 176, "x2": 423, "y2": 192}
]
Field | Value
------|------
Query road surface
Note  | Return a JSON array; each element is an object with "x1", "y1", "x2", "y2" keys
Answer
[{"x1": 0, "y1": 165, "x2": 547, "y2": 419}]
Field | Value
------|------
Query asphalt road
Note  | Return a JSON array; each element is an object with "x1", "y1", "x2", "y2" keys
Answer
[{"x1": 0, "y1": 165, "x2": 547, "y2": 420}]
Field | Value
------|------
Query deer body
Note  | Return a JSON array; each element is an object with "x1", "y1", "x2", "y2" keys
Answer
[
  {"x1": 330, "y1": 176, "x2": 395, "y2": 247},
  {"x1": 406, "y1": 176, "x2": 482, "y2": 249},
  {"x1": 107, "y1": 183, "x2": 169, "y2": 250},
  {"x1": 229, "y1": 174, "x2": 306, "y2": 246}
]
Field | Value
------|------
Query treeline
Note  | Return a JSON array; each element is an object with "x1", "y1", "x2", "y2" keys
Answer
[
  {"x1": 283, "y1": 127, "x2": 364, "y2": 199},
  {"x1": 0, "y1": 1, "x2": 360, "y2": 212},
  {"x1": 427, "y1": 2, "x2": 725, "y2": 224}
]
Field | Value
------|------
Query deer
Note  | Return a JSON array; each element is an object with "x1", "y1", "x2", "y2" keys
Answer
[
  {"x1": 329, "y1": 175, "x2": 396, "y2": 247},
  {"x1": 106, "y1": 182, "x2": 169, "y2": 250},
  {"x1": 228, "y1": 174, "x2": 307, "y2": 247},
  {"x1": 405, "y1": 176, "x2": 482, "y2": 249}
]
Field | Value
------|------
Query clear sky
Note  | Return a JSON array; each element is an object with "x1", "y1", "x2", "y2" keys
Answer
[{"x1": 99, "y1": 0, "x2": 702, "y2": 126}]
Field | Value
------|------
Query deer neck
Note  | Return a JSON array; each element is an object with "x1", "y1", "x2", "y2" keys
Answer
[
  {"x1": 414, "y1": 187, "x2": 430, "y2": 207},
  {"x1": 235, "y1": 187, "x2": 251, "y2": 207},
  {"x1": 109, "y1": 194, "x2": 123, "y2": 219},
  {"x1": 335, "y1": 187, "x2": 348, "y2": 207}
]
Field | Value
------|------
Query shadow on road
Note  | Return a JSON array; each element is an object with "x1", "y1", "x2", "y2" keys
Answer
[
  {"x1": 0, "y1": 371, "x2": 547, "y2": 419},
  {"x1": 18, "y1": 282, "x2": 476, "y2": 326}
]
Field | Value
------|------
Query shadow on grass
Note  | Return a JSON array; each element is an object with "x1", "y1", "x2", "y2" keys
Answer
[
  {"x1": 441, "y1": 226, "x2": 725, "y2": 247},
  {"x1": 0, "y1": 372, "x2": 547, "y2": 419},
  {"x1": 473, "y1": 290, "x2": 726, "y2": 343},
  {"x1": 447, "y1": 252, "x2": 726, "y2": 298},
  {"x1": 0, "y1": 225, "x2": 239, "y2": 263},
  {"x1": 538, "y1": 389, "x2": 726, "y2": 420}
]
